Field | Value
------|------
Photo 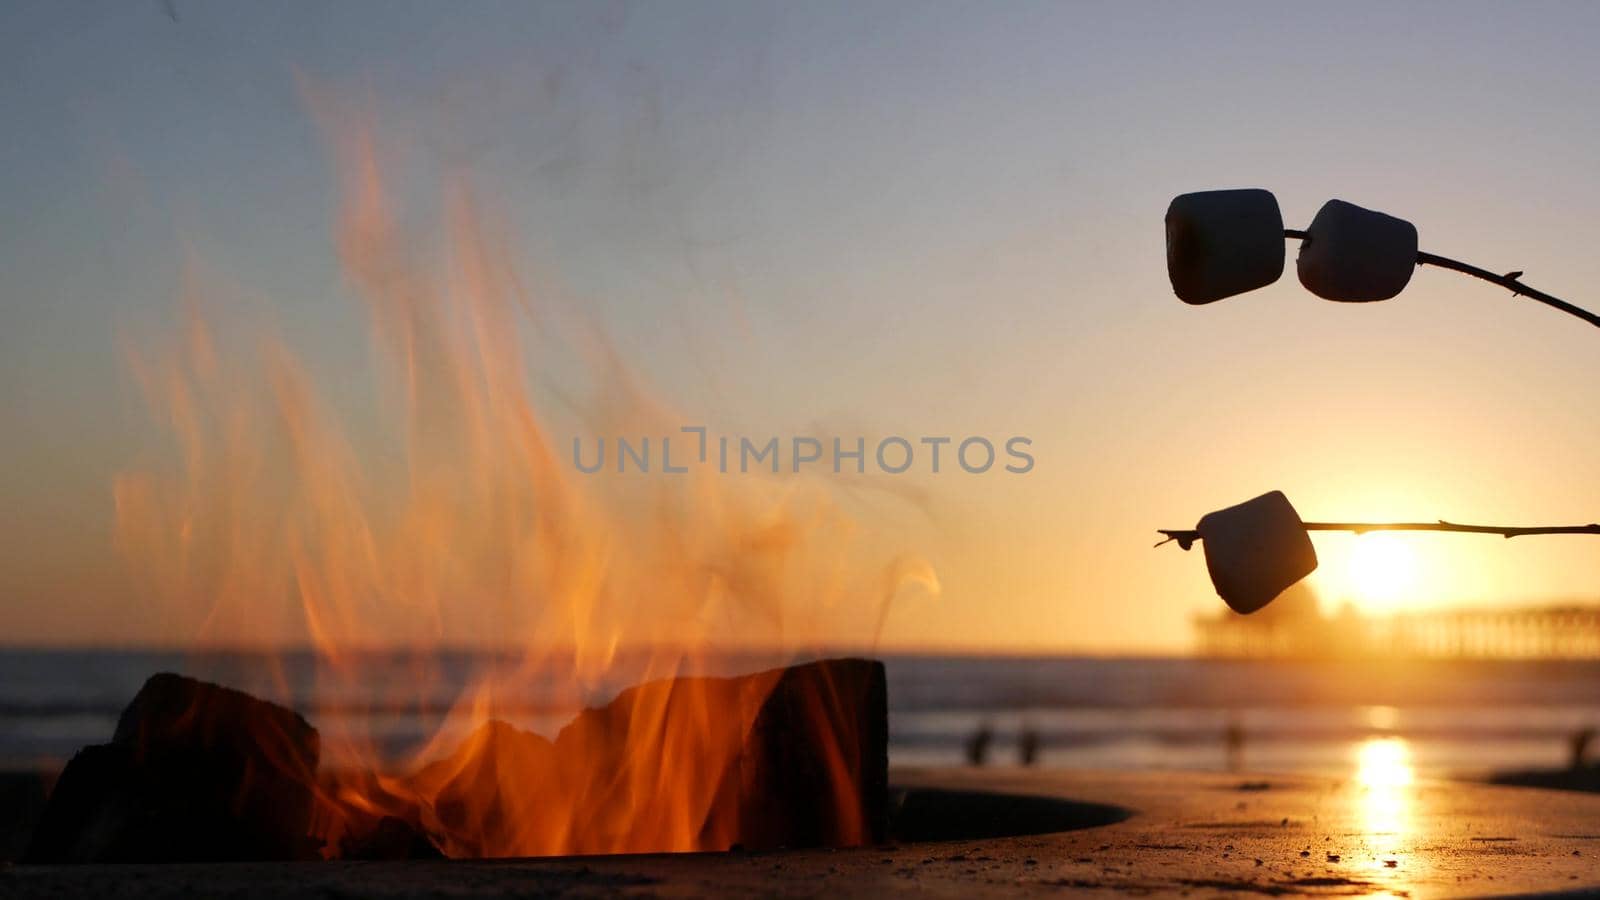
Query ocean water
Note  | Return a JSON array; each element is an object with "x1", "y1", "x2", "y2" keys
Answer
[{"x1": 4, "y1": 650, "x2": 1599, "y2": 780}]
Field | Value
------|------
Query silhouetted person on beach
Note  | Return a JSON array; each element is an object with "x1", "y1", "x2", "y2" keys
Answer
[
  {"x1": 965, "y1": 721, "x2": 993, "y2": 767},
  {"x1": 1224, "y1": 718, "x2": 1245, "y2": 773},
  {"x1": 1570, "y1": 727, "x2": 1595, "y2": 770},
  {"x1": 1018, "y1": 723, "x2": 1041, "y2": 766}
]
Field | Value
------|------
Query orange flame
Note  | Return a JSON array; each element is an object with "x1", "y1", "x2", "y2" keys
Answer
[{"x1": 112, "y1": 112, "x2": 934, "y2": 858}]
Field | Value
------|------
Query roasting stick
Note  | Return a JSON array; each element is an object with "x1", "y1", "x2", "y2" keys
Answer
[
  {"x1": 1282, "y1": 227, "x2": 1600, "y2": 330},
  {"x1": 1156, "y1": 520, "x2": 1600, "y2": 550}
]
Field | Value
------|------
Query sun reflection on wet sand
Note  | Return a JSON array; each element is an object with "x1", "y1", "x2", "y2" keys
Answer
[{"x1": 1355, "y1": 736, "x2": 1415, "y2": 875}]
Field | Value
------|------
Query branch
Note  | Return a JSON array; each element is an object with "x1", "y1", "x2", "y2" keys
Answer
[
  {"x1": 1156, "y1": 520, "x2": 1600, "y2": 550},
  {"x1": 1283, "y1": 229, "x2": 1600, "y2": 330}
]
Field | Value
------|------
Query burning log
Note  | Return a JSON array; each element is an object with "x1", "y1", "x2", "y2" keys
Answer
[
  {"x1": 709, "y1": 656, "x2": 889, "y2": 850},
  {"x1": 23, "y1": 673, "x2": 321, "y2": 863},
  {"x1": 390, "y1": 657, "x2": 888, "y2": 856},
  {"x1": 395, "y1": 719, "x2": 561, "y2": 858},
  {"x1": 561, "y1": 655, "x2": 888, "y2": 852}
]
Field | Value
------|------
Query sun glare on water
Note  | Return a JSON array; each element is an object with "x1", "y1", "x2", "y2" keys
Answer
[{"x1": 1356, "y1": 737, "x2": 1414, "y2": 789}]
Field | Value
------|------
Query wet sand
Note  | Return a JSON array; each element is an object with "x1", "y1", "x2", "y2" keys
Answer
[{"x1": 6, "y1": 767, "x2": 1600, "y2": 897}]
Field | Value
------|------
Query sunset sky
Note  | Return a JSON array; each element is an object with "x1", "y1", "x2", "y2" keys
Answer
[{"x1": 3, "y1": 1, "x2": 1598, "y2": 652}]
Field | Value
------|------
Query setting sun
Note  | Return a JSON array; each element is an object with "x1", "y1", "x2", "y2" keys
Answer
[{"x1": 1346, "y1": 533, "x2": 1419, "y2": 611}]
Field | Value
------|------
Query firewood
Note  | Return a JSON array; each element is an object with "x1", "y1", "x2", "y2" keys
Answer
[
  {"x1": 551, "y1": 657, "x2": 887, "y2": 853},
  {"x1": 23, "y1": 673, "x2": 320, "y2": 863},
  {"x1": 718, "y1": 657, "x2": 888, "y2": 850},
  {"x1": 392, "y1": 658, "x2": 887, "y2": 856},
  {"x1": 24, "y1": 659, "x2": 887, "y2": 861}
]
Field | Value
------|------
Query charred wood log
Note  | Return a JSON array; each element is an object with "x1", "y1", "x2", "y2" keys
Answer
[
  {"x1": 406, "y1": 657, "x2": 887, "y2": 856},
  {"x1": 23, "y1": 673, "x2": 320, "y2": 863}
]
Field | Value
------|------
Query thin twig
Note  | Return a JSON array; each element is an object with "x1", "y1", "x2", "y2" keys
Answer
[{"x1": 1156, "y1": 520, "x2": 1600, "y2": 550}]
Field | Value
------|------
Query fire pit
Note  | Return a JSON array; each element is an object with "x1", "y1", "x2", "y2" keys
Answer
[
  {"x1": 22, "y1": 659, "x2": 903, "y2": 863},
  {"x1": 887, "y1": 787, "x2": 1126, "y2": 843}
]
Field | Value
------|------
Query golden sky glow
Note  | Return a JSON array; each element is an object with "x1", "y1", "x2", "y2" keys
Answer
[{"x1": 2, "y1": 3, "x2": 1598, "y2": 652}]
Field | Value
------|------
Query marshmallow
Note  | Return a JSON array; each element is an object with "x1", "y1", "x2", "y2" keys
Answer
[
  {"x1": 1196, "y1": 490, "x2": 1318, "y2": 615},
  {"x1": 1297, "y1": 199, "x2": 1418, "y2": 302},
  {"x1": 1165, "y1": 189, "x2": 1285, "y2": 305}
]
